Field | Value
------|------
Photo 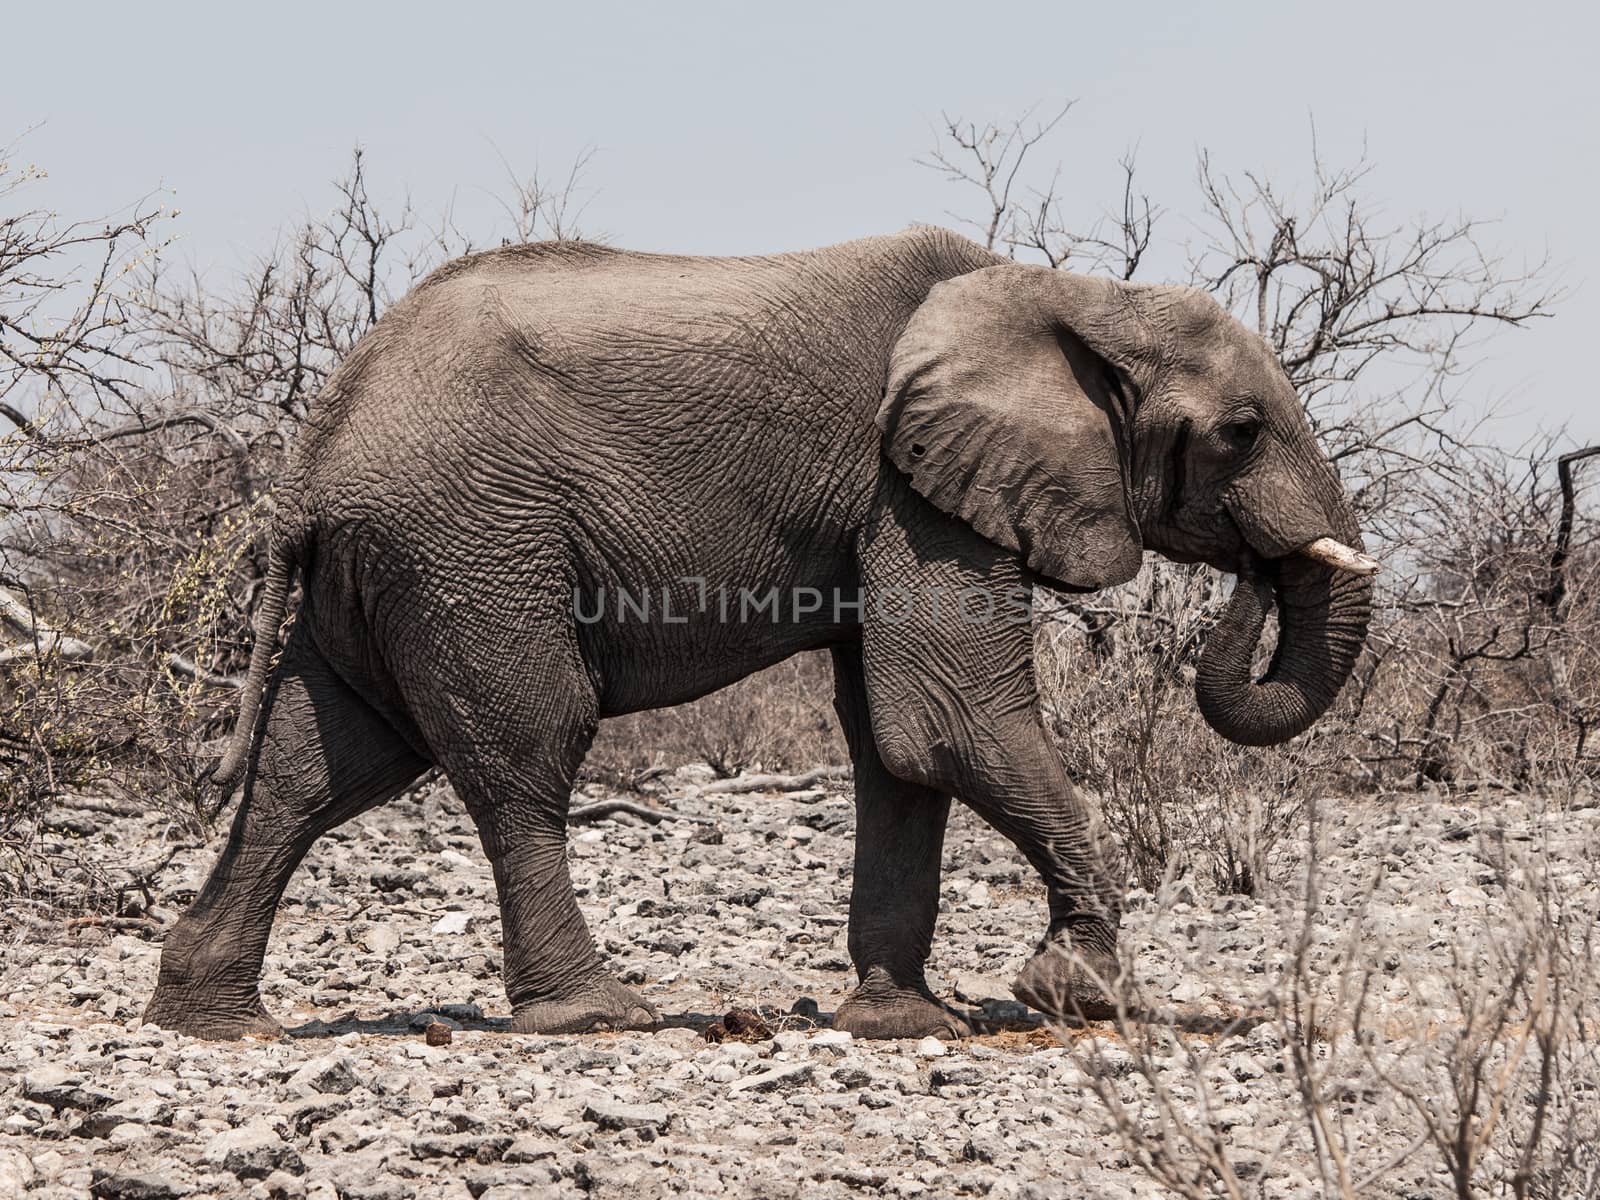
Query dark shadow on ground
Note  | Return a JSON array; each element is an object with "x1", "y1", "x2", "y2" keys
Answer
[
  {"x1": 284, "y1": 1003, "x2": 1263, "y2": 1041},
  {"x1": 285, "y1": 1008, "x2": 801, "y2": 1039},
  {"x1": 287, "y1": 1011, "x2": 512, "y2": 1038},
  {"x1": 1047, "y1": 1005, "x2": 1273, "y2": 1039}
]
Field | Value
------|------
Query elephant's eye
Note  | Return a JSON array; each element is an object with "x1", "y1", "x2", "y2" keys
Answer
[{"x1": 1220, "y1": 417, "x2": 1263, "y2": 452}]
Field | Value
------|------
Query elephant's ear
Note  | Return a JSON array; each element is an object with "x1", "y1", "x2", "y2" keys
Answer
[{"x1": 878, "y1": 264, "x2": 1147, "y2": 590}]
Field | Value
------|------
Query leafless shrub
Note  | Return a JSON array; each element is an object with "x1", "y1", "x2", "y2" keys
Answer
[
  {"x1": 487, "y1": 141, "x2": 599, "y2": 245},
  {"x1": 1037, "y1": 563, "x2": 1339, "y2": 896},
  {"x1": 925, "y1": 105, "x2": 1581, "y2": 898},
  {"x1": 0, "y1": 143, "x2": 594, "y2": 909},
  {"x1": 0, "y1": 133, "x2": 171, "y2": 426},
  {"x1": 1367, "y1": 442, "x2": 1600, "y2": 794},
  {"x1": 2, "y1": 139, "x2": 175, "y2": 835},
  {"x1": 1055, "y1": 800, "x2": 1600, "y2": 1198}
]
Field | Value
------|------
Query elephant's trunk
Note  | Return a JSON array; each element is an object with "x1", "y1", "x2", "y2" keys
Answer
[{"x1": 1194, "y1": 539, "x2": 1373, "y2": 747}]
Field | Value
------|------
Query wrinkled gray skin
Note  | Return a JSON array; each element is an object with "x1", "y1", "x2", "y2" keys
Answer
[{"x1": 144, "y1": 228, "x2": 1371, "y2": 1040}]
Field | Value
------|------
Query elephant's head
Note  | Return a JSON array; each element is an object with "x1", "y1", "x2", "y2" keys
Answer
[{"x1": 878, "y1": 263, "x2": 1376, "y2": 747}]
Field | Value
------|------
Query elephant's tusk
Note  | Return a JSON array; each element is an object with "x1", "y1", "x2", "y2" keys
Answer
[{"x1": 1299, "y1": 537, "x2": 1380, "y2": 576}]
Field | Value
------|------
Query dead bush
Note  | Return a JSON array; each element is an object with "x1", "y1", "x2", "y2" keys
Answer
[
  {"x1": 584, "y1": 651, "x2": 844, "y2": 785},
  {"x1": 1, "y1": 145, "x2": 592, "y2": 909},
  {"x1": 1057, "y1": 798, "x2": 1600, "y2": 1199}
]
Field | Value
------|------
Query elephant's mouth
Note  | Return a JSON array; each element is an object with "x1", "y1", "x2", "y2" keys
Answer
[{"x1": 1193, "y1": 536, "x2": 1376, "y2": 746}]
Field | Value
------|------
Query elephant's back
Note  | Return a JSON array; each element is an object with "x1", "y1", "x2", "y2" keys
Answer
[{"x1": 287, "y1": 228, "x2": 994, "y2": 586}]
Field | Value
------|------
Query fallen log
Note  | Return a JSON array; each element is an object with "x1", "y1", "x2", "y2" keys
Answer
[
  {"x1": 0, "y1": 587, "x2": 94, "y2": 666},
  {"x1": 165, "y1": 652, "x2": 244, "y2": 688}
]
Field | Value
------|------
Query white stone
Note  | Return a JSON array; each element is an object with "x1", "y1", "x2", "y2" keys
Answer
[
  {"x1": 1169, "y1": 979, "x2": 1207, "y2": 1004},
  {"x1": 0, "y1": 1150, "x2": 36, "y2": 1194},
  {"x1": 431, "y1": 911, "x2": 472, "y2": 935},
  {"x1": 204, "y1": 1118, "x2": 303, "y2": 1179},
  {"x1": 361, "y1": 925, "x2": 401, "y2": 955}
]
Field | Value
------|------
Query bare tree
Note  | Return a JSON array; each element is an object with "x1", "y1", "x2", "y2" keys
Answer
[
  {"x1": 0, "y1": 134, "x2": 170, "y2": 433},
  {"x1": 917, "y1": 104, "x2": 1160, "y2": 278},
  {"x1": 917, "y1": 104, "x2": 1074, "y2": 254},
  {"x1": 1190, "y1": 139, "x2": 1557, "y2": 548},
  {"x1": 1, "y1": 142, "x2": 594, "y2": 908},
  {"x1": 924, "y1": 106, "x2": 1579, "y2": 874}
]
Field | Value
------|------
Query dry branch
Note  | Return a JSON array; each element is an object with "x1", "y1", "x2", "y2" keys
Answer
[
  {"x1": 696, "y1": 765, "x2": 851, "y2": 795},
  {"x1": 1542, "y1": 444, "x2": 1600, "y2": 615},
  {"x1": 567, "y1": 798, "x2": 712, "y2": 826}
]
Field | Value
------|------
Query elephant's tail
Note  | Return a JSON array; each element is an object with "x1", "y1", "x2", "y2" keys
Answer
[{"x1": 211, "y1": 534, "x2": 301, "y2": 795}]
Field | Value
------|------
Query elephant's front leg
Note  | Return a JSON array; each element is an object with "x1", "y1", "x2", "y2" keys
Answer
[
  {"x1": 874, "y1": 691, "x2": 1126, "y2": 1022},
  {"x1": 883, "y1": 713, "x2": 1120, "y2": 1024},
  {"x1": 857, "y1": 484, "x2": 1127, "y2": 1022},
  {"x1": 830, "y1": 647, "x2": 969, "y2": 1039},
  {"x1": 957, "y1": 730, "x2": 1125, "y2": 1021}
]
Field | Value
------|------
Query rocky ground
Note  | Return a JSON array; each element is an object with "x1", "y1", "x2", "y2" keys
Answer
[{"x1": 3, "y1": 768, "x2": 1598, "y2": 1199}]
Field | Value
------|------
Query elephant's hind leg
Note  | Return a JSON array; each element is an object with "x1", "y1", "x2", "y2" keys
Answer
[
  {"x1": 145, "y1": 625, "x2": 428, "y2": 1039},
  {"x1": 411, "y1": 622, "x2": 656, "y2": 1035},
  {"x1": 829, "y1": 646, "x2": 970, "y2": 1040},
  {"x1": 453, "y1": 752, "x2": 657, "y2": 1034}
]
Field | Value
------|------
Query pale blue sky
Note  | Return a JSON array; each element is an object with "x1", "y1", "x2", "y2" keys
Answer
[{"x1": 9, "y1": 0, "x2": 1596, "y2": 440}]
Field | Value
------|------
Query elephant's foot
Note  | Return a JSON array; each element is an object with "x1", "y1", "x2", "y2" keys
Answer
[
  {"x1": 509, "y1": 977, "x2": 659, "y2": 1034},
  {"x1": 142, "y1": 989, "x2": 284, "y2": 1041},
  {"x1": 144, "y1": 932, "x2": 284, "y2": 1039},
  {"x1": 1011, "y1": 940, "x2": 1123, "y2": 1022},
  {"x1": 833, "y1": 971, "x2": 970, "y2": 1040}
]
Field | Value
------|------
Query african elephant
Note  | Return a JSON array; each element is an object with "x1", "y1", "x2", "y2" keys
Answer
[{"x1": 143, "y1": 226, "x2": 1375, "y2": 1040}]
